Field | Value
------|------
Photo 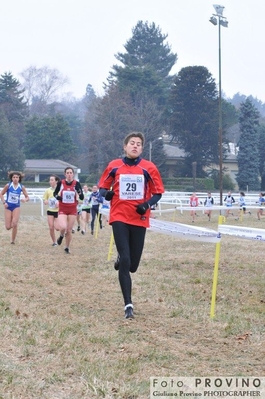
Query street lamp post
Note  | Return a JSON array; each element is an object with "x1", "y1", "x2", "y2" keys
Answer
[
  {"x1": 149, "y1": 141, "x2": 152, "y2": 162},
  {"x1": 209, "y1": 4, "x2": 228, "y2": 206},
  {"x1": 149, "y1": 137, "x2": 163, "y2": 162}
]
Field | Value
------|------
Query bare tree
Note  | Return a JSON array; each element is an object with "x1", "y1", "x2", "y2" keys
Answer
[{"x1": 20, "y1": 66, "x2": 69, "y2": 105}]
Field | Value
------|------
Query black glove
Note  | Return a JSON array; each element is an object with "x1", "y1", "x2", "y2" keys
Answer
[
  {"x1": 136, "y1": 202, "x2": 150, "y2": 215},
  {"x1": 105, "y1": 190, "x2": 115, "y2": 201},
  {"x1": 56, "y1": 195, "x2": 62, "y2": 201}
]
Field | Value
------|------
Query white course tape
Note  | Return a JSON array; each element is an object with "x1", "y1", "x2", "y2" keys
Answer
[
  {"x1": 150, "y1": 219, "x2": 221, "y2": 243},
  {"x1": 218, "y1": 225, "x2": 265, "y2": 241},
  {"x1": 100, "y1": 207, "x2": 221, "y2": 243}
]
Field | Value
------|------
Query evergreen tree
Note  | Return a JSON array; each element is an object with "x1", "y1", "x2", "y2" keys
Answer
[
  {"x1": 169, "y1": 66, "x2": 219, "y2": 177},
  {"x1": 24, "y1": 114, "x2": 76, "y2": 162},
  {"x1": 91, "y1": 21, "x2": 176, "y2": 170},
  {"x1": 0, "y1": 111, "x2": 25, "y2": 179},
  {"x1": 108, "y1": 20, "x2": 177, "y2": 134},
  {"x1": 0, "y1": 72, "x2": 28, "y2": 146},
  {"x1": 258, "y1": 124, "x2": 265, "y2": 190},
  {"x1": 236, "y1": 98, "x2": 260, "y2": 190},
  {"x1": 0, "y1": 72, "x2": 27, "y2": 119},
  {"x1": 114, "y1": 21, "x2": 176, "y2": 78}
]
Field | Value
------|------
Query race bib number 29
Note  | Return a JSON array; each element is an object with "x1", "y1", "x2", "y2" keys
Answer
[{"x1": 119, "y1": 174, "x2": 144, "y2": 200}]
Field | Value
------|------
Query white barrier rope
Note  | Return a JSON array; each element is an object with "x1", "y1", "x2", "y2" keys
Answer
[
  {"x1": 100, "y1": 207, "x2": 221, "y2": 243},
  {"x1": 218, "y1": 225, "x2": 265, "y2": 241},
  {"x1": 149, "y1": 219, "x2": 221, "y2": 243}
]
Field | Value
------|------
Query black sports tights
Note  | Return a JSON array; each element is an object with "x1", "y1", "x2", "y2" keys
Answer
[{"x1": 112, "y1": 221, "x2": 146, "y2": 306}]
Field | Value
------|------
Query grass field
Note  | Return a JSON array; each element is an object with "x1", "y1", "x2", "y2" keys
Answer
[{"x1": 0, "y1": 203, "x2": 264, "y2": 399}]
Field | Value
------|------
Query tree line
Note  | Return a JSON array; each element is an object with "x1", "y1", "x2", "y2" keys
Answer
[{"x1": 0, "y1": 20, "x2": 265, "y2": 190}]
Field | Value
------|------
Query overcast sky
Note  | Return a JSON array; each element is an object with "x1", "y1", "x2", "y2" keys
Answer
[{"x1": 1, "y1": 0, "x2": 264, "y2": 102}]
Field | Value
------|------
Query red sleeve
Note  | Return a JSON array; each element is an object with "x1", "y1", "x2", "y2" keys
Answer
[{"x1": 98, "y1": 160, "x2": 120, "y2": 190}]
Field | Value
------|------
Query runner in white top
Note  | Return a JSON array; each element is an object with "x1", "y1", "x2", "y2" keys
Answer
[
  {"x1": 204, "y1": 192, "x2": 214, "y2": 221},
  {"x1": 224, "y1": 191, "x2": 235, "y2": 217}
]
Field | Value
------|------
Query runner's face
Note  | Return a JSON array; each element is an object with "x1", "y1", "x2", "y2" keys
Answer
[
  {"x1": 124, "y1": 137, "x2": 143, "y2": 159},
  {"x1": 49, "y1": 176, "x2": 56, "y2": 187},
  {"x1": 12, "y1": 175, "x2": 20, "y2": 183},
  {"x1": 65, "y1": 169, "x2": 74, "y2": 181}
]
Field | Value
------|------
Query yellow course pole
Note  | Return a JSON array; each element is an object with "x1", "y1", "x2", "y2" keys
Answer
[
  {"x1": 107, "y1": 232, "x2": 114, "y2": 261},
  {"x1": 210, "y1": 215, "x2": 224, "y2": 319}
]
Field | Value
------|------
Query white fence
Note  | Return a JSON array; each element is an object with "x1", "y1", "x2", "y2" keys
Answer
[{"x1": 1, "y1": 188, "x2": 263, "y2": 217}]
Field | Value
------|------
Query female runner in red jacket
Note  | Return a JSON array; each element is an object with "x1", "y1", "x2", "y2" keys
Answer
[{"x1": 99, "y1": 132, "x2": 164, "y2": 319}]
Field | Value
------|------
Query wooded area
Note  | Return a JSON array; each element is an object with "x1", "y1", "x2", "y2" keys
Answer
[{"x1": 1, "y1": 21, "x2": 265, "y2": 190}]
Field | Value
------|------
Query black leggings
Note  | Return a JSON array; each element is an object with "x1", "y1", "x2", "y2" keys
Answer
[
  {"x1": 112, "y1": 221, "x2": 146, "y2": 306},
  {"x1": 91, "y1": 206, "x2": 102, "y2": 231}
]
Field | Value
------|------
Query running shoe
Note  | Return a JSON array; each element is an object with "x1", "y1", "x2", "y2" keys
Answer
[
  {"x1": 114, "y1": 255, "x2": 120, "y2": 271},
  {"x1": 57, "y1": 235, "x2": 64, "y2": 245},
  {"x1": 64, "y1": 247, "x2": 70, "y2": 254},
  {"x1": 81, "y1": 230, "x2": 85, "y2": 235},
  {"x1": 52, "y1": 242, "x2": 58, "y2": 246},
  {"x1": 77, "y1": 226, "x2": 80, "y2": 231},
  {"x1": 125, "y1": 306, "x2": 134, "y2": 319}
]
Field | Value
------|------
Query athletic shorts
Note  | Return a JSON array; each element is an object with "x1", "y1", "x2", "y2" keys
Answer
[
  {"x1": 6, "y1": 204, "x2": 20, "y2": 212},
  {"x1": 47, "y1": 210, "x2": 58, "y2": 218},
  {"x1": 58, "y1": 204, "x2": 77, "y2": 216},
  {"x1": 82, "y1": 208, "x2": 90, "y2": 213}
]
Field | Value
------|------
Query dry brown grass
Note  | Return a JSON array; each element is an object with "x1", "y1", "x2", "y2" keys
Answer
[{"x1": 0, "y1": 203, "x2": 264, "y2": 399}]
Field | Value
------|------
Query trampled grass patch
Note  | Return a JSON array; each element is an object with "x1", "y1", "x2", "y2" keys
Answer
[{"x1": 0, "y1": 203, "x2": 264, "y2": 398}]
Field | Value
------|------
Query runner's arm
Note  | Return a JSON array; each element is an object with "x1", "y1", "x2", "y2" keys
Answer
[{"x1": 75, "y1": 181, "x2": 84, "y2": 200}]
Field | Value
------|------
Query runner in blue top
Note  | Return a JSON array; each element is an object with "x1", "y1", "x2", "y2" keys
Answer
[
  {"x1": 234, "y1": 191, "x2": 251, "y2": 220},
  {"x1": 88, "y1": 185, "x2": 103, "y2": 234},
  {"x1": 257, "y1": 192, "x2": 265, "y2": 220},
  {"x1": 0, "y1": 171, "x2": 29, "y2": 244}
]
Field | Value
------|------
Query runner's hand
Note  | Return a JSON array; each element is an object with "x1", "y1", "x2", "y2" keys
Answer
[
  {"x1": 105, "y1": 191, "x2": 114, "y2": 201},
  {"x1": 136, "y1": 202, "x2": 150, "y2": 215}
]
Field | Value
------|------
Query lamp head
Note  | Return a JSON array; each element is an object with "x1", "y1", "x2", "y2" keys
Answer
[
  {"x1": 213, "y1": 4, "x2": 225, "y2": 16},
  {"x1": 220, "y1": 19, "x2": 228, "y2": 27},
  {"x1": 209, "y1": 16, "x2": 218, "y2": 25}
]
